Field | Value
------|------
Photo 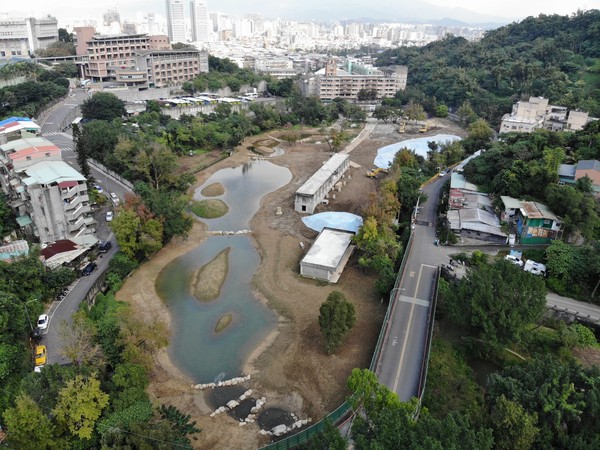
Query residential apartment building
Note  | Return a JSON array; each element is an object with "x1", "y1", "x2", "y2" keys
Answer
[
  {"x1": 166, "y1": 0, "x2": 186, "y2": 43},
  {"x1": 301, "y1": 59, "x2": 407, "y2": 101},
  {"x1": 0, "y1": 122, "x2": 94, "y2": 244},
  {"x1": 559, "y1": 160, "x2": 600, "y2": 197},
  {"x1": 499, "y1": 96, "x2": 594, "y2": 134},
  {"x1": 0, "y1": 16, "x2": 58, "y2": 58},
  {"x1": 190, "y1": 0, "x2": 209, "y2": 43}
]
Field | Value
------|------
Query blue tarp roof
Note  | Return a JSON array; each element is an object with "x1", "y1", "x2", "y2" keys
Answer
[
  {"x1": 0, "y1": 117, "x2": 33, "y2": 126},
  {"x1": 374, "y1": 134, "x2": 462, "y2": 169},
  {"x1": 302, "y1": 212, "x2": 363, "y2": 233}
]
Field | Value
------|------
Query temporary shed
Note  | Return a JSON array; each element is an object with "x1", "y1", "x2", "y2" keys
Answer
[{"x1": 300, "y1": 227, "x2": 355, "y2": 283}]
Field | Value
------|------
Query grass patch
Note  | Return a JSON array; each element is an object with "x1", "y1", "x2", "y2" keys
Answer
[
  {"x1": 201, "y1": 183, "x2": 225, "y2": 197},
  {"x1": 191, "y1": 247, "x2": 230, "y2": 302},
  {"x1": 190, "y1": 199, "x2": 229, "y2": 219},
  {"x1": 215, "y1": 314, "x2": 233, "y2": 333}
]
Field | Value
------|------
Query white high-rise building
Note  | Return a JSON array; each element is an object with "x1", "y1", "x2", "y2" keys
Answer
[
  {"x1": 166, "y1": 0, "x2": 186, "y2": 43},
  {"x1": 190, "y1": 0, "x2": 209, "y2": 42}
]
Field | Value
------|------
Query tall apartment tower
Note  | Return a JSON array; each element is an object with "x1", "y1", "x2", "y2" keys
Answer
[
  {"x1": 190, "y1": 0, "x2": 209, "y2": 42},
  {"x1": 166, "y1": 0, "x2": 186, "y2": 43}
]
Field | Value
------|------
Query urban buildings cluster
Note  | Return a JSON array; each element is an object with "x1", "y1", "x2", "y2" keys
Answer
[{"x1": 0, "y1": 117, "x2": 94, "y2": 245}]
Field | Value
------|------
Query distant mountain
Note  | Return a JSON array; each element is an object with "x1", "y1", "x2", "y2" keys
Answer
[{"x1": 217, "y1": 0, "x2": 514, "y2": 26}]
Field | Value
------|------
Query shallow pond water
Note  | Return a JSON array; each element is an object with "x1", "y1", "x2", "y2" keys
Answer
[{"x1": 157, "y1": 160, "x2": 292, "y2": 383}]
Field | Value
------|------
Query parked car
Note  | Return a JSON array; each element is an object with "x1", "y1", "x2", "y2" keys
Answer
[
  {"x1": 37, "y1": 314, "x2": 49, "y2": 330},
  {"x1": 31, "y1": 327, "x2": 42, "y2": 344},
  {"x1": 504, "y1": 254, "x2": 524, "y2": 267},
  {"x1": 35, "y1": 345, "x2": 47, "y2": 366},
  {"x1": 106, "y1": 211, "x2": 114, "y2": 222},
  {"x1": 81, "y1": 262, "x2": 97, "y2": 276},
  {"x1": 93, "y1": 184, "x2": 103, "y2": 193},
  {"x1": 110, "y1": 192, "x2": 119, "y2": 205},
  {"x1": 98, "y1": 241, "x2": 112, "y2": 253}
]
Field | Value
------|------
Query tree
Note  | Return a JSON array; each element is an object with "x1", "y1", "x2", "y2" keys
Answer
[
  {"x1": 53, "y1": 374, "x2": 109, "y2": 440},
  {"x1": 488, "y1": 395, "x2": 539, "y2": 450},
  {"x1": 404, "y1": 100, "x2": 427, "y2": 123},
  {"x1": 486, "y1": 357, "x2": 589, "y2": 449},
  {"x1": 463, "y1": 118, "x2": 494, "y2": 154},
  {"x1": 435, "y1": 104, "x2": 449, "y2": 117},
  {"x1": 134, "y1": 143, "x2": 177, "y2": 191},
  {"x1": 446, "y1": 260, "x2": 546, "y2": 347},
  {"x1": 72, "y1": 123, "x2": 91, "y2": 179},
  {"x1": 318, "y1": 291, "x2": 356, "y2": 354},
  {"x1": 3, "y1": 394, "x2": 55, "y2": 450},
  {"x1": 326, "y1": 129, "x2": 350, "y2": 152},
  {"x1": 81, "y1": 92, "x2": 126, "y2": 122},
  {"x1": 347, "y1": 369, "x2": 493, "y2": 450},
  {"x1": 59, "y1": 311, "x2": 104, "y2": 368},
  {"x1": 457, "y1": 100, "x2": 477, "y2": 126}
]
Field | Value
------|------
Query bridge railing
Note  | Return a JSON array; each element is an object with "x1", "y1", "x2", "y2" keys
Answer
[
  {"x1": 370, "y1": 231, "x2": 415, "y2": 372},
  {"x1": 414, "y1": 265, "x2": 440, "y2": 417}
]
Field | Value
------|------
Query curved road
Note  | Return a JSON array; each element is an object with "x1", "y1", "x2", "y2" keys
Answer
[{"x1": 38, "y1": 89, "x2": 131, "y2": 365}]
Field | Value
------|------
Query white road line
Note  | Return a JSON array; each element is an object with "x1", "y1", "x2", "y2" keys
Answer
[
  {"x1": 392, "y1": 264, "x2": 425, "y2": 392},
  {"x1": 398, "y1": 295, "x2": 429, "y2": 308}
]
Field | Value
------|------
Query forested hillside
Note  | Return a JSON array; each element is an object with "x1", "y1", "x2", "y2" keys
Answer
[{"x1": 376, "y1": 10, "x2": 600, "y2": 122}]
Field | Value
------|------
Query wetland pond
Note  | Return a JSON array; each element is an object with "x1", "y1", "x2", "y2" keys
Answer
[{"x1": 156, "y1": 160, "x2": 292, "y2": 383}]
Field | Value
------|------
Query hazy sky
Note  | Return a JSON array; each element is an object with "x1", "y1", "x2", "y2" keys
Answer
[{"x1": 4, "y1": 0, "x2": 599, "y2": 22}]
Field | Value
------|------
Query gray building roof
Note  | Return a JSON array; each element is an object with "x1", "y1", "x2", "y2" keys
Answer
[
  {"x1": 296, "y1": 153, "x2": 349, "y2": 196},
  {"x1": 301, "y1": 227, "x2": 354, "y2": 270},
  {"x1": 576, "y1": 160, "x2": 600, "y2": 171},
  {"x1": 450, "y1": 172, "x2": 478, "y2": 192},
  {"x1": 501, "y1": 196, "x2": 522, "y2": 210},
  {"x1": 558, "y1": 164, "x2": 576, "y2": 178},
  {"x1": 22, "y1": 160, "x2": 86, "y2": 186}
]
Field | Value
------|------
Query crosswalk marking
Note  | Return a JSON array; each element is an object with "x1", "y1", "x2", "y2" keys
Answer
[{"x1": 42, "y1": 132, "x2": 61, "y2": 137}]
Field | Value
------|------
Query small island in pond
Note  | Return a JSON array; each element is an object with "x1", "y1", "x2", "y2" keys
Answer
[{"x1": 191, "y1": 247, "x2": 230, "y2": 302}]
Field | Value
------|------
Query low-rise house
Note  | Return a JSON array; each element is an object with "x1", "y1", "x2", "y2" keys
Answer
[
  {"x1": 501, "y1": 197, "x2": 563, "y2": 245},
  {"x1": 300, "y1": 227, "x2": 355, "y2": 283},
  {"x1": 295, "y1": 153, "x2": 350, "y2": 214},
  {"x1": 558, "y1": 160, "x2": 600, "y2": 197},
  {"x1": 0, "y1": 239, "x2": 29, "y2": 261}
]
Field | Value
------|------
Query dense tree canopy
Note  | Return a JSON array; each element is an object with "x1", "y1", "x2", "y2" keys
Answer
[
  {"x1": 445, "y1": 260, "x2": 547, "y2": 348},
  {"x1": 81, "y1": 92, "x2": 126, "y2": 122},
  {"x1": 376, "y1": 10, "x2": 600, "y2": 121}
]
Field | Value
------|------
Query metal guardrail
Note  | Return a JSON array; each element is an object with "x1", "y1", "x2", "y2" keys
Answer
[
  {"x1": 370, "y1": 231, "x2": 415, "y2": 372},
  {"x1": 259, "y1": 398, "x2": 355, "y2": 450},
  {"x1": 414, "y1": 265, "x2": 440, "y2": 418},
  {"x1": 547, "y1": 304, "x2": 600, "y2": 325}
]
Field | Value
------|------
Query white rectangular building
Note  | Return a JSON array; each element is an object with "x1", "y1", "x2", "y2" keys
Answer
[
  {"x1": 300, "y1": 228, "x2": 355, "y2": 283},
  {"x1": 295, "y1": 153, "x2": 350, "y2": 214}
]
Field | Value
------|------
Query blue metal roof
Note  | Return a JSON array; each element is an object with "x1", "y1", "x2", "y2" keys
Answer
[{"x1": 0, "y1": 116, "x2": 33, "y2": 127}]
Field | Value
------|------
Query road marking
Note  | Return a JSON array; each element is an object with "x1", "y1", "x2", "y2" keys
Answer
[
  {"x1": 398, "y1": 295, "x2": 430, "y2": 308},
  {"x1": 422, "y1": 264, "x2": 437, "y2": 269},
  {"x1": 409, "y1": 271, "x2": 415, "y2": 277},
  {"x1": 393, "y1": 265, "x2": 425, "y2": 392}
]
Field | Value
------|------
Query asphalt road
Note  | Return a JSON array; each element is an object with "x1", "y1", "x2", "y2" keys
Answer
[
  {"x1": 37, "y1": 90, "x2": 130, "y2": 365},
  {"x1": 375, "y1": 174, "x2": 445, "y2": 401}
]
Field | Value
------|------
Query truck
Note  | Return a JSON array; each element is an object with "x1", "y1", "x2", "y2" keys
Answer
[{"x1": 524, "y1": 260, "x2": 546, "y2": 276}]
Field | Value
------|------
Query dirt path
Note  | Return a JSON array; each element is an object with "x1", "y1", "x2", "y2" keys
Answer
[{"x1": 116, "y1": 119, "x2": 466, "y2": 449}]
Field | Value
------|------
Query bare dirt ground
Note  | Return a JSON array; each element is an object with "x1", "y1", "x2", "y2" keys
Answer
[{"x1": 116, "y1": 117, "x2": 466, "y2": 449}]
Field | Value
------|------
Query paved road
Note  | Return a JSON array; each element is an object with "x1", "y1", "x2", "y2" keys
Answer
[
  {"x1": 547, "y1": 292, "x2": 600, "y2": 323},
  {"x1": 38, "y1": 91, "x2": 131, "y2": 365},
  {"x1": 375, "y1": 174, "x2": 446, "y2": 401},
  {"x1": 44, "y1": 237, "x2": 118, "y2": 364}
]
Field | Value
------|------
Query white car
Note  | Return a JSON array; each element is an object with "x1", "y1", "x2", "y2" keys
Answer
[
  {"x1": 37, "y1": 314, "x2": 49, "y2": 330},
  {"x1": 106, "y1": 211, "x2": 114, "y2": 222},
  {"x1": 110, "y1": 192, "x2": 119, "y2": 205},
  {"x1": 504, "y1": 254, "x2": 524, "y2": 267}
]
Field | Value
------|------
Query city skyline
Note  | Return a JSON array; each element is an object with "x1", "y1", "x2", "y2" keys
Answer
[{"x1": 3, "y1": 0, "x2": 598, "y2": 25}]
